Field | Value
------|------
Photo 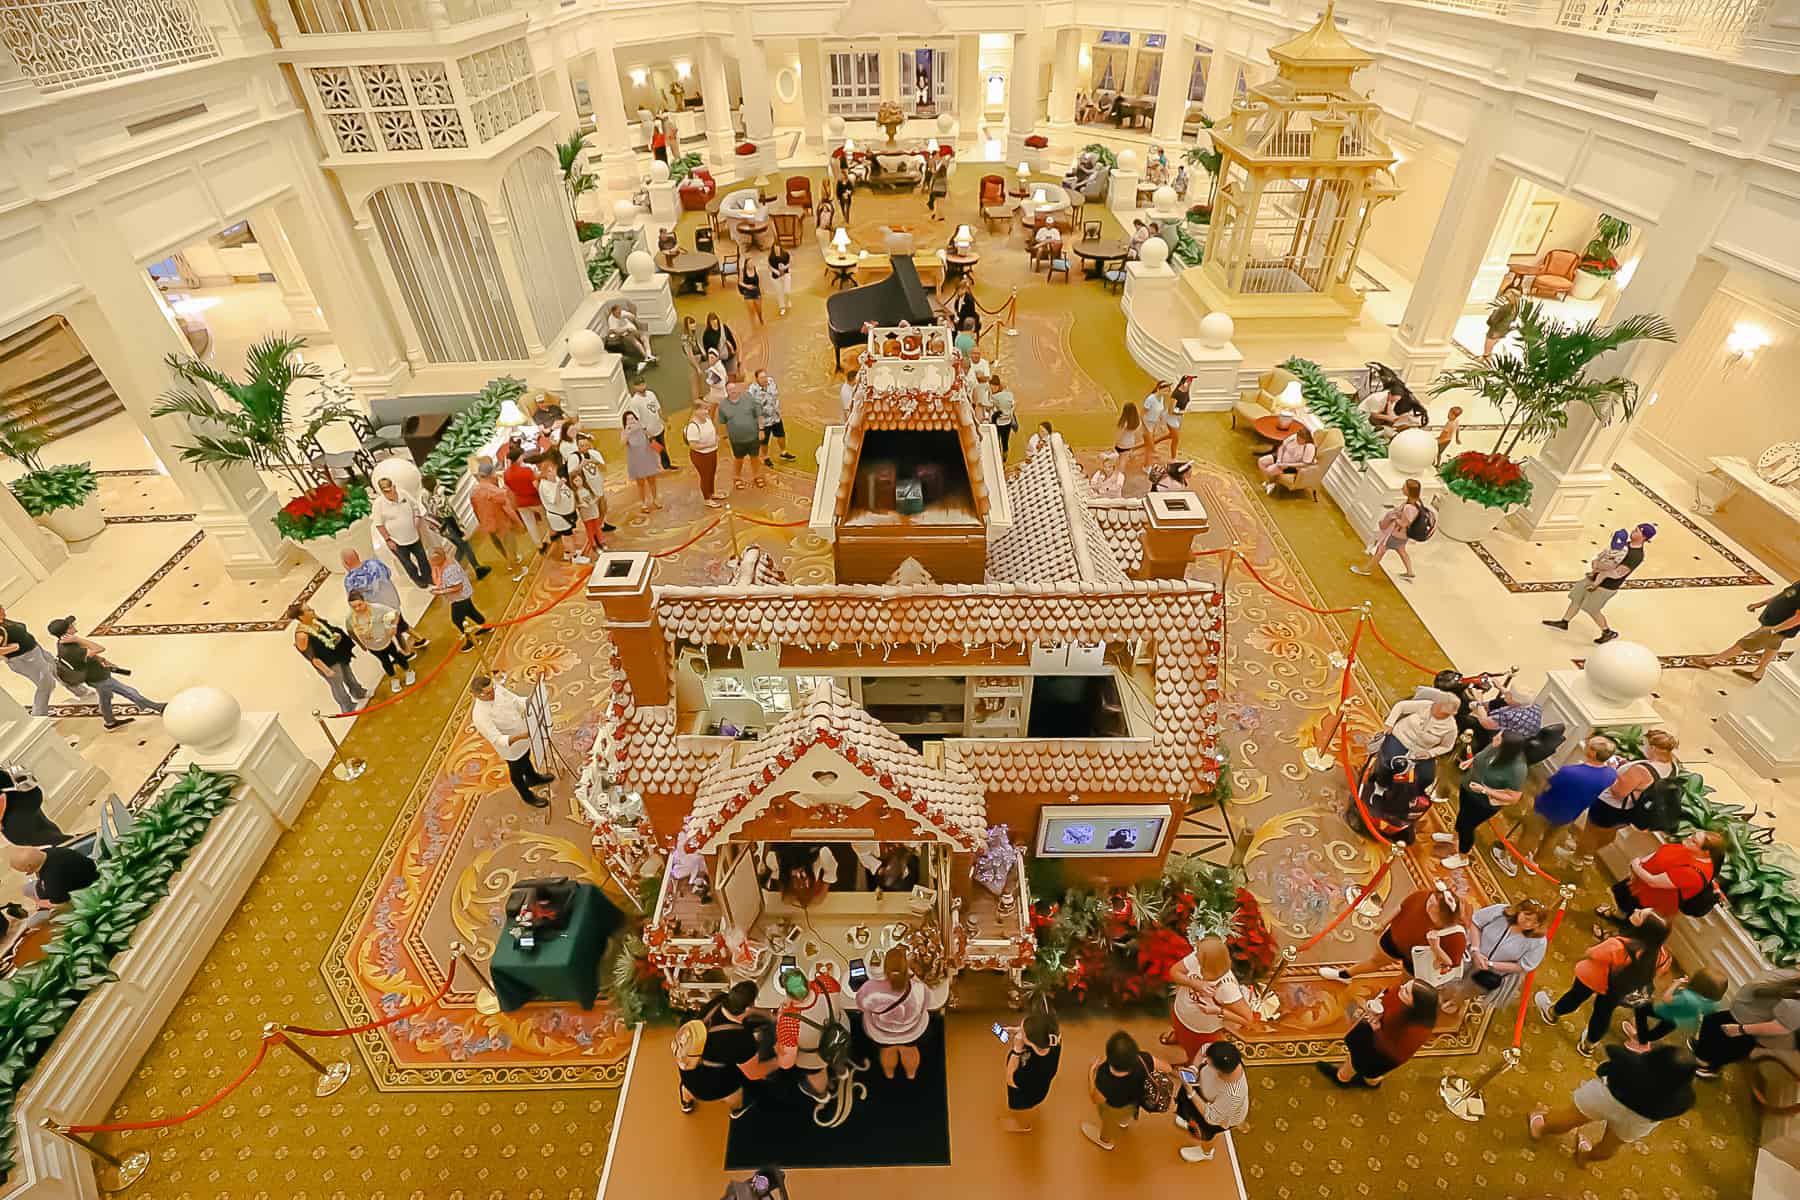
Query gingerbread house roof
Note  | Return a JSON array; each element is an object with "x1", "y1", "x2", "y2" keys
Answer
[
  {"x1": 681, "y1": 681, "x2": 985, "y2": 853},
  {"x1": 1086, "y1": 498, "x2": 1150, "y2": 574},
  {"x1": 831, "y1": 356, "x2": 991, "y2": 523},
  {"x1": 988, "y1": 436, "x2": 1129, "y2": 586}
]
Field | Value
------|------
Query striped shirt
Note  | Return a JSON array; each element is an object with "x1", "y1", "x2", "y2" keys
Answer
[
  {"x1": 1197, "y1": 1063, "x2": 1250, "y2": 1128},
  {"x1": 433, "y1": 559, "x2": 472, "y2": 602}
]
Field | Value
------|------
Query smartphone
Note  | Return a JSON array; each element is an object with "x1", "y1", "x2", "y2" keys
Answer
[
  {"x1": 1178, "y1": 1067, "x2": 1198, "y2": 1085},
  {"x1": 777, "y1": 954, "x2": 797, "y2": 986},
  {"x1": 848, "y1": 958, "x2": 869, "y2": 991},
  {"x1": 990, "y1": 1022, "x2": 1011, "y2": 1044}
]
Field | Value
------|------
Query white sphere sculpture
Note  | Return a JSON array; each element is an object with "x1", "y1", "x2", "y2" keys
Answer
[
  {"x1": 828, "y1": 114, "x2": 846, "y2": 136},
  {"x1": 1139, "y1": 237, "x2": 1169, "y2": 270},
  {"x1": 612, "y1": 198, "x2": 637, "y2": 225},
  {"x1": 371, "y1": 455, "x2": 422, "y2": 498},
  {"x1": 1586, "y1": 639, "x2": 1662, "y2": 703},
  {"x1": 1198, "y1": 311, "x2": 1235, "y2": 349},
  {"x1": 1152, "y1": 185, "x2": 1179, "y2": 213},
  {"x1": 568, "y1": 328, "x2": 607, "y2": 365},
  {"x1": 626, "y1": 250, "x2": 655, "y2": 283},
  {"x1": 648, "y1": 159, "x2": 670, "y2": 183},
  {"x1": 162, "y1": 686, "x2": 241, "y2": 751},
  {"x1": 935, "y1": 113, "x2": 955, "y2": 135},
  {"x1": 1117, "y1": 149, "x2": 1140, "y2": 175},
  {"x1": 1388, "y1": 428, "x2": 1437, "y2": 475}
]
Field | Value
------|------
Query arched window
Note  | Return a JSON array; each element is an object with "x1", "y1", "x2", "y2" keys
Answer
[
  {"x1": 501, "y1": 147, "x2": 587, "y2": 343},
  {"x1": 368, "y1": 181, "x2": 527, "y2": 363}
]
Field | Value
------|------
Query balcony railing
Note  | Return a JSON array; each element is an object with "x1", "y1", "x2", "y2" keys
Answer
[
  {"x1": 1411, "y1": 0, "x2": 1776, "y2": 53},
  {"x1": 0, "y1": 0, "x2": 219, "y2": 92},
  {"x1": 283, "y1": 0, "x2": 513, "y2": 35}
]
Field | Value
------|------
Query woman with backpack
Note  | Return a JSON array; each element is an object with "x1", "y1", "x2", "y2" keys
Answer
[
  {"x1": 1535, "y1": 909, "x2": 1670, "y2": 1057},
  {"x1": 861, "y1": 947, "x2": 932, "y2": 1080},
  {"x1": 1000, "y1": 997, "x2": 1061, "y2": 1132},
  {"x1": 675, "y1": 981, "x2": 771, "y2": 1118},
  {"x1": 775, "y1": 969, "x2": 848, "y2": 1102},
  {"x1": 1597, "y1": 829, "x2": 1727, "y2": 923},
  {"x1": 1351, "y1": 478, "x2": 1428, "y2": 582},
  {"x1": 1573, "y1": 729, "x2": 1680, "y2": 868}
]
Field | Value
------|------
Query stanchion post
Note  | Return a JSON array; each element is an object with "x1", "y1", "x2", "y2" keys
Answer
[
  {"x1": 41, "y1": 1118, "x2": 150, "y2": 1188},
  {"x1": 264, "y1": 1023, "x2": 352, "y2": 1097},
  {"x1": 450, "y1": 940, "x2": 502, "y2": 1016},
  {"x1": 1005, "y1": 288, "x2": 1019, "y2": 335},
  {"x1": 311, "y1": 709, "x2": 366, "y2": 782},
  {"x1": 1439, "y1": 1046, "x2": 1520, "y2": 1121}
]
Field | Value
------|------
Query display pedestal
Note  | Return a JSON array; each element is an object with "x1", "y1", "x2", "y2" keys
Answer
[
  {"x1": 1178, "y1": 337, "x2": 1245, "y2": 411},
  {"x1": 1720, "y1": 655, "x2": 1800, "y2": 774},
  {"x1": 1322, "y1": 457, "x2": 1444, "y2": 545},
  {"x1": 561, "y1": 354, "x2": 629, "y2": 426},
  {"x1": 1534, "y1": 669, "x2": 1662, "y2": 768},
  {"x1": 0, "y1": 688, "x2": 108, "y2": 830},
  {"x1": 1107, "y1": 169, "x2": 1142, "y2": 214},
  {"x1": 620, "y1": 272, "x2": 676, "y2": 335},
  {"x1": 647, "y1": 181, "x2": 679, "y2": 226}
]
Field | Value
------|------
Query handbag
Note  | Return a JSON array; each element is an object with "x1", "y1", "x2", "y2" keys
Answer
[
  {"x1": 1470, "y1": 967, "x2": 1505, "y2": 990},
  {"x1": 1140, "y1": 1054, "x2": 1176, "y2": 1113}
]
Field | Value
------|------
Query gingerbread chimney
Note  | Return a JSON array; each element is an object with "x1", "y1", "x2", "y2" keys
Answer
[
  {"x1": 585, "y1": 551, "x2": 670, "y2": 706},
  {"x1": 1138, "y1": 492, "x2": 1211, "y2": 579}
]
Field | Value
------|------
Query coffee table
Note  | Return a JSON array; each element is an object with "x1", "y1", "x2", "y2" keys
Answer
[
  {"x1": 1252, "y1": 413, "x2": 1307, "y2": 444},
  {"x1": 660, "y1": 250, "x2": 719, "y2": 294},
  {"x1": 823, "y1": 250, "x2": 858, "y2": 289},
  {"x1": 944, "y1": 249, "x2": 980, "y2": 280}
]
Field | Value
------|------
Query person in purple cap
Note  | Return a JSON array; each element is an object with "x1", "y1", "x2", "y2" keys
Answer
[{"x1": 1543, "y1": 524, "x2": 1656, "y2": 645}]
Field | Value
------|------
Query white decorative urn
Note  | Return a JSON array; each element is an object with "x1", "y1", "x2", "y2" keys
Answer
[
  {"x1": 162, "y1": 686, "x2": 242, "y2": 751},
  {"x1": 1585, "y1": 640, "x2": 1661, "y2": 703},
  {"x1": 648, "y1": 159, "x2": 670, "y2": 183},
  {"x1": 626, "y1": 250, "x2": 656, "y2": 283},
  {"x1": 1117, "y1": 149, "x2": 1140, "y2": 175},
  {"x1": 568, "y1": 329, "x2": 607, "y2": 366},
  {"x1": 1139, "y1": 237, "x2": 1169, "y2": 270},
  {"x1": 828, "y1": 115, "x2": 846, "y2": 136},
  {"x1": 612, "y1": 198, "x2": 638, "y2": 225}
]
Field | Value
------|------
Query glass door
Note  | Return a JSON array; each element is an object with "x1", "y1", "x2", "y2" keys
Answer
[{"x1": 828, "y1": 49, "x2": 882, "y2": 116}]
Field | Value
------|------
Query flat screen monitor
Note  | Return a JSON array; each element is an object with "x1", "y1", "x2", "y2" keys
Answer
[{"x1": 1034, "y1": 805, "x2": 1170, "y2": 858}]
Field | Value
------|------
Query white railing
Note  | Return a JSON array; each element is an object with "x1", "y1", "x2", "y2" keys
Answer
[
  {"x1": 284, "y1": 0, "x2": 511, "y2": 35},
  {"x1": 0, "y1": 0, "x2": 218, "y2": 92},
  {"x1": 1406, "y1": 0, "x2": 1775, "y2": 53}
]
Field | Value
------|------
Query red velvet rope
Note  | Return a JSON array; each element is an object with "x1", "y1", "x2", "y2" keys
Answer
[
  {"x1": 1232, "y1": 552, "x2": 1356, "y2": 616},
  {"x1": 651, "y1": 516, "x2": 725, "y2": 557},
  {"x1": 282, "y1": 970, "x2": 457, "y2": 1038},
  {"x1": 1365, "y1": 616, "x2": 1440, "y2": 676},
  {"x1": 1338, "y1": 726, "x2": 1394, "y2": 848},
  {"x1": 733, "y1": 512, "x2": 810, "y2": 529},
  {"x1": 1495, "y1": 823, "x2": 1564, "y2": 884},
  {"x1": 66, "y1": 1035, "x2": 274, "y2": 1133},
  {"x1": 1297, "y1": 856, "x2": 1394, "y2": 953}
]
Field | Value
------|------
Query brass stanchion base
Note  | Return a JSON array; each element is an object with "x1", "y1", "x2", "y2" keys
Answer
[
  {"x1": 474, "y1": 987, "x2": 500, "y2": 1016},
  {"x1": 112, "y1": 1148, "x2": 152, "y2": 1188},
  {"x1": 1438, "y1": 1074, "x2": 1487, "y2": 1121},
  {"x1": 332, "y1": 757, "x2": 368, "y2": 782},
  {"x1": 315, "y1": 1061, "x2": 352, "y2": 1097},
  {"x1": 1301, "y1": 747, "x2": 1337, "y2": 773}
]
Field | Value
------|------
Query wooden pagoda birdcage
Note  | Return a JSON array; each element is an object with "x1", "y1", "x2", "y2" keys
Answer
[{"x1": 1186, "y1": 2, "x2": 1399, "y2": 329}]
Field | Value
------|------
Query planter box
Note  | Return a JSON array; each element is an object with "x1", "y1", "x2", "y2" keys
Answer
[
  {"x1": 36, "y1": 497, "x2": 104, "y2": 545},
  {"x1": 1435, "y1": 491, "x2": 1509, "y2": 543},
  {"x1": 291, "y1": 516, "x2": 375, "y2": 576}
]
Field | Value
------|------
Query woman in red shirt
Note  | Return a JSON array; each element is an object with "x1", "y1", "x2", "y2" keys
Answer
[
  {"x1": 1320, "y1": 881, "x2": 1469, "y2": 984},
  {"x1": 1597, "y1": 829, "x2": 1725, "y2": 922},
  {"x1": 501, "y1": 444, "x2": 549, "y2": 550},
  {"x1": 1317, "y1": 978, "x2": 1439, "y2": 1087}
]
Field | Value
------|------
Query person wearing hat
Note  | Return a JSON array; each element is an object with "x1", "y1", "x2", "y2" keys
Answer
[
  {"x1": 47, "y1": 616, "x2": 164, "y2": 730},
  {"x1": 0, "y1": 603, "x2": 91, "y2": 716},
  {"x1": 1544, "y1": 524, "x2": 1656, "y2": 645}
]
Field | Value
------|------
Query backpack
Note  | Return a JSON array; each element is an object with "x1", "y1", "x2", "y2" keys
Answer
[
  {"x1": 1140, "y1": 1054, "x2": 1176, "y2": 1113},
  {"x1": 1627, "y1": 762, "x2": 1689, "y2": 834},
  {"x1": 1407, "y1": 504, "x2": 1437, "y2": 542},
  {"x1": 795, "y1": 992, "x2": 853, "y2": 1075},
  {"x1": 1678, "y1": 871, "x2": 1720, "y2": 918},
  {"x1": 673, "y1": 1019, "x2": 708, "y2": 1072}
]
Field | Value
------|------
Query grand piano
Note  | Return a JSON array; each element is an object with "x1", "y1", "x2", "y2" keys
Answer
[{"x1": 827, "y1": 254, "x2": 936, "y2": 367}]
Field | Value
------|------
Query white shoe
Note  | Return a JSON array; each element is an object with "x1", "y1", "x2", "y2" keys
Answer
[
  {"x1": 1179, "y1": 1145, "x2": 1215, "y2": 1163},
  {"x1": 389, "y1": 678, "x2": 402, "y2": 694},
  {"x1": 1318, "y1": 966, "x2": 1351, "y2": 983},
  {"x1": 1490, "y1": 844, "x2": 1519, "y2": 876},
  {"x1": 1440, "y1": 855, "x2": 1470, "y2": 870},
  {"x1": 1263, "y1": 482, "x2": 1276, "y2": 494},
  {"x1": 1430, "y1": 832, "x2": 1453, "y2": 845},
  {"x1": 511, "y1": 567, "x2": 530, "y2": 581},
  {"x1": 1349, "y1": 565, "x2": 1372, "y2": 576},
  {"x1": 1534, "y1": 990, "x2": 1558, "y2": 1026},
  {"x1": 404, "y1": 669, "x2": 416, "y2": 686},
  {"x1": 572, "y1": 554, "x2": 593, "y2": 564},
  {"x1": 1079, "y1": 1122, "x2": 1115, "y2": 1151}
]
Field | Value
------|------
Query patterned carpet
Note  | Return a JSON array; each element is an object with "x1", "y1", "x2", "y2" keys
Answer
[{"x1": 89, "y1": 165, "x2": 1761, "y2": 1200}]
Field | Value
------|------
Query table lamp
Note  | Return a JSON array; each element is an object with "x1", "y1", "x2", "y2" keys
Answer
[
  {"x1": 832, "y1": 226, "x2": 850, "y2": 254},
  {"x1": 1031, "y1": 186, "x2": 1047, "y2": 205},
  {"x1": 953, "y1": 224, "x2": 973, "y2": 252},
  {"x1": 926, "y1": 138, "x2": 938, "y2": 155},
  {"x1": 1273, "y1": 379, "x2": 1306, "y2": 428},
  {"x1": 845, "y1": 136, "x2": 856, "y2": 152},
  {"x1": 497, "y1": 396, "x2": 531, "y2": 430},
  {"x1": 1016, "y1": 161, "x2": 1030, "y2": 183}
]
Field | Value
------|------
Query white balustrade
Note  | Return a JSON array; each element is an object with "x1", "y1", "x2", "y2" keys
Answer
[
  {"x1": 0, "y1": 0, "x2": 218, "y2": 92},
  {"x1": 283, "y1": 0, "x2": 511, "y2": 35},
  {"x1": 1401, "y1": 0, "x2": 1774, "y2": 53}
]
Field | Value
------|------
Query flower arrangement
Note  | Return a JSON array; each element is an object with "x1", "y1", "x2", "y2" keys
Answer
[
  {"x1": 1577, "y1": 253, "x2": 1621, "y2": 278},
  {"x1": 273, "y1": 480, "x2": 371, "y2": 542},
  {"x1": 1438, "y1": 449, "x2": 1533, "y2": 510}
]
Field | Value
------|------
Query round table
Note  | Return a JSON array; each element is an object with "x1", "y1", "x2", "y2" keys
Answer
[
  {"x1": 822, "y1": 250, "x2": 858, "y2": 289},
  {"x1": 1071, "y1": 238, "x2": 1130, "y2": 278},
  {"x1": 944, "y1": 250, "x2": 980, "y2": 280},
  {"x1": 659, "y1": 250, "x2": 718, "y2": 293},
  {"x1": 1252, "y1": 413, "x2": 1308, "y2": 444}
]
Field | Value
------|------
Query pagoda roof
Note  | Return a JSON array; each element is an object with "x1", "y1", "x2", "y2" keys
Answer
[{"x1": 1268, "y1": 2, "x2": 1373, "y2": 70}]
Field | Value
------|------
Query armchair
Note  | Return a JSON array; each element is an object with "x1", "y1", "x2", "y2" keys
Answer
[
  {"x1": 1502, "y1": 248, "x2": 1579, "y2": 300},
  {"x1": 1232, "y1": 366, "x2": 1294, "y2": 429},
  {"x1": 1273, "y1": 428, "x2": 1343, "y2": 500}
]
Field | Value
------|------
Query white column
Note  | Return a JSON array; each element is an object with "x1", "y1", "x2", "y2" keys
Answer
[
  {"x1": 1386, "y1": 117, "x2": 1513, "y2": 385},
  {"x1": 1047, "y1": 28, "x2": 1080, "y2": 131},
  {"x1": 1005, "y1": 4, "x2": 1045, "y2": 164},
  {"x1": 699, "y1": 37, "x2": 736, "y2": 169},
  {"x1": 735, "y1": 21, "x2": 777, "y2": 175},
  {"x1": 1152, "y1": 9, "x2": 1195, "y2": 145},
  {"x1": 353, "y1": 218, "x2": 428, "y2": 370},
  {"x1": 956, "y1": 33, "x2": 983, "y2": 140},
  {"x1": 1201, "y1": 51, "x2": 1237, "y2": 124},
  {"x1": 0, "y1": 486, "x2": 66, "y2": 605},
  {"x1": 542, "y1": 56, "x2": 579, "y2": 138},
  {"x1": 799, "y1": 37, "x2": 827, "y2": 150},
  {"x1": 486, "y1": 213, "x2": 547, "y2": 357},
  {"x1": 250, "y1": 204, "x2": 325, "y2": 335},
  {"x1": 584, "y1": 37, "x2": 640, "y2": 188},
  {"x1": 878, "y1": 35, "x2": 901, "y2": 104},
  {"x1": 1513, "y1": 170, "x2": 1736, "y2": 539}
]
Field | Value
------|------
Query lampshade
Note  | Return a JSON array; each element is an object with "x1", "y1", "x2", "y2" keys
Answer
[
  {"x1": 832, "y1": 226, "x2": 850, "y2": 252},
  {"x1": 497, "y1": 398, "x2": 530, "y2": 428},
  {"x1": 953, "y1": 223, "x2": 973, "y2": 246},
  {"x1": 927, "y1": 138, "x2": 938, "y2": 154},
  {"x1": 1017, "y1": 161, "x2": 1030, "y2": 176},
  {"x1": 845, "y1": 136, "x2": 856, "y2": 152},
  {"x1": 1274, "y1": 380, "x2": 1305, "y2": 414},
  {"x1": 1032, "y1": 187, "x2": 1047, "y2": 204}
]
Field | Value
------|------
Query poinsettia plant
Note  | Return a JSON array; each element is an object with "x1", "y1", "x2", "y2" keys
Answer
[
  {"x1": 273, "y1": 480, "x2": 371, "y2": 542},
  {"x1": 1578, "y1": 254, "x2": 1621, "y2": 278},
  {"x1": 1439, "y1": 450, "x2": 1533, "y2": 510}
]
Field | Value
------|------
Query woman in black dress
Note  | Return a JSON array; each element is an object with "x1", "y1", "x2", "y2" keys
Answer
[
  {"x1": 701, "y1": 312, "x2": 739, "y2": 379},
  {"x1": 737, "y1": 256, "x2": 763, "y2": 328},
  {"x1": 0, "y1": 769, "x2": 68, "y2": 847},
  {"x1": 950, "y1": 278, "x2": 979, "y2": 335},
  {"x1": 835, "y1": 176, "x2": 854, "y2": 224},
  {"x1": 676, "y1": 981, "x2": 770, "y2": 1117},
  {"x1": 1002, "y1": 999, "x2": 1062, "y2": 1132}
]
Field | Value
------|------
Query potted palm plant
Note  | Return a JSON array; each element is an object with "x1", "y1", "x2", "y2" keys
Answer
[
  {"x1": 1428, "y1": 300, "x2": 1675, "y2": 541},
  {"x1": 0, "y1": 419, "x2": 103, "y2": 543},
  {"x1": 151, "y1": 334, "x2": 369, "y2": 571},
  {"x1": 1572, "y1": 213, "x2": 1632, "y2": 301}
]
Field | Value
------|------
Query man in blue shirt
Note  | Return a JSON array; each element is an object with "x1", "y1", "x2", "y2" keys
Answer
[
  {"x1": 1493, "y1": 734, "x2": 1616, "y2": 877},
  {"x1": 340, "y1": 548, "x2": 428, "y2": 652}
]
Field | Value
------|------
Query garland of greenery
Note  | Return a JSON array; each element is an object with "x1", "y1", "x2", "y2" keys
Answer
[
  {"x1": 1605, "y1": 727, "x2": 1800, "y2": 965},
  {"x1": 8, "y1": 464, "x2": 99, "y2": 518},
  {"x1": 1280, "y1": 356, "x2": 1387, "y2": 463},
  {"x1": 0, "y1": 766, "x2": 237, "y2": 1172},
  {"x1": 418, "y1": 376, "x2": 525, "y2": 486}
]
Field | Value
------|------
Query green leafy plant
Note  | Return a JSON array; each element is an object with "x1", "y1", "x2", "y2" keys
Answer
[
  {"x1": 152, "y1": 335, "x2": 360, "y2": 499},
  {"x1": 0, "y1": 767, "x2": 237, "y2": 1172},
  {"x1": 667, "y1": 151, "x2": 704, "y2": 183},
  {"x1": 1281, "y1": 356, "x2": 1386, "y2": 463},
  {"x1": 1579, "y1": 214, "x2": 1632, "y2": 277},
  {"x1": 585, "y1": 227, "x2": 636, "y2": 290},
  {"x1": 273, "y1": 480, "x2": 372, "y2": 543},
  {"x1": 1430, "y1": 301, "x2": 1675, "y2": 460},
  {"x1": 556, "y1": 131, "x2": 596, "y2": 200},
  {"x1": 418, "y1": 376, "x2": 524, "y2": 486},
  {"x1": 1167, "y1": 220, "x2": 1205, "y2": 268},
  {"x1": 0, "y1": 418, "x2": 100, "y2": 518},
  {"x1": 1183, "y1": 117, "x2": 1222, "y2": 180},
  {"x1": 1080, "y1": 142, "x2": 1120, "y2": 170}
]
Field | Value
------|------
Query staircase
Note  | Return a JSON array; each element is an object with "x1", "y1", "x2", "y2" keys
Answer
[{"x1": 0, "y1": 317, "x2": 125, "y2": 442}]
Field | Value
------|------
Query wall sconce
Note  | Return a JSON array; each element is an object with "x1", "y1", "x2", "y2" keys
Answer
[
  {"x1": 673, "y1": 60, "x2": 690, "y2": 80},
  {"x1": 1079, "y1": 45, "x2": 1091, "y2": 68},
  {"x1": 629, "y1": 68, "x2": 647, "y2": 87},
  {"x1": 1725, "y1": 322, "x2": 1771, "y2": 371}
]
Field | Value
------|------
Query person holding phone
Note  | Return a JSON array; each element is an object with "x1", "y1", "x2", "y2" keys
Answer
[
  {"x1": 1172, "y1": 1041, "x2": 1249, "y2": 1163},
  {"x1": 1000, "y1": 999, "x2": 1061, "y2": 1133}
]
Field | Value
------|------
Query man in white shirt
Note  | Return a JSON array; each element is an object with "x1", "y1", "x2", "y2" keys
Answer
[
  {"x1": 470, "y1": 674, "x2": 551, "y2": 807},
  {"x1": 1375, "y1": 687, "x2": 1460, "y2": 791},
  {"x1": 623, "y1": 379, "x2": 672, "y2": 470},
  {"x1": 1174, "y1": 1041, "x2": 1249, "y2": 1163},
  {"x1": 604, "y1": 305, "x2": 656, "y2": 373},
  {"x1": 372, "y1": 477, "x2": 433, "y2": 587}
]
